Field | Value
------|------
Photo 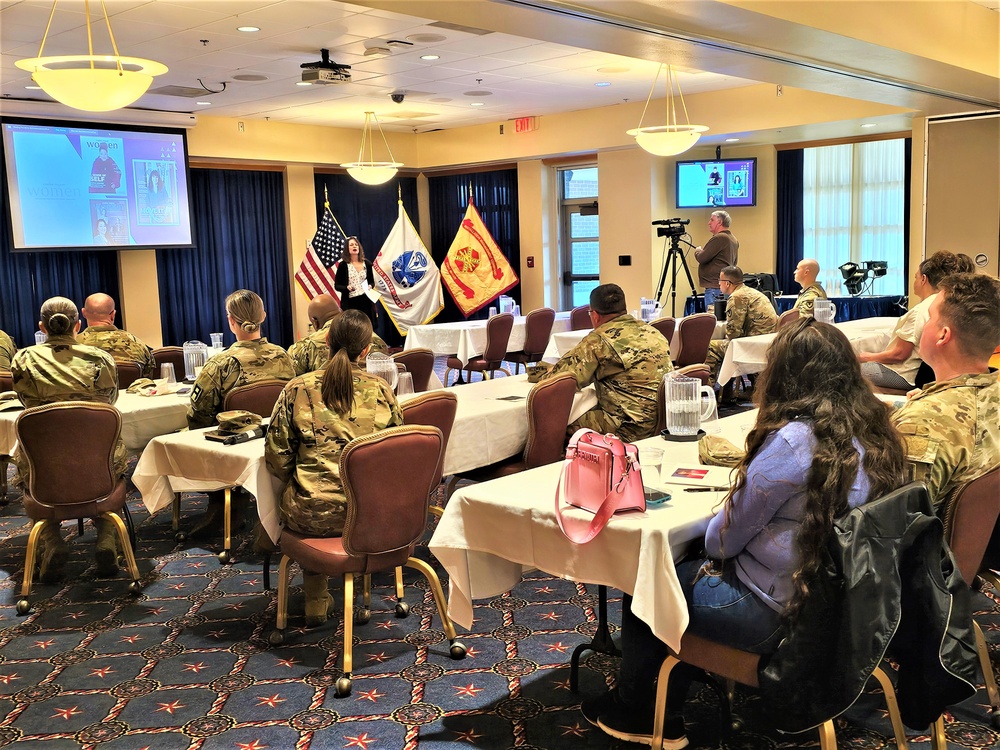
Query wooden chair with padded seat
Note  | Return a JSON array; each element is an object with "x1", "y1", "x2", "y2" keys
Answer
[
  {"x1": 444, "y1": 312, "x2": 514, "y2": 386},
  {"x1": 940, "y1": 466, "x2": 1000, "y2": 728},
  {"x1": 570, "y1": 305, "x2": 591, "y2": 331},
  {"x1": 650, "y1": 316, "x2": 676, "y2": 345},
  {"x1": 507, "y1": 307, "x2": 556, "y2": 374},
  {"x1": 0, "y1": 370, "x2": 12, "y2": 502},
  {"x1": 267, "y1": 425, "x2": 466, "y2": 698},
  {"x1": 775, "y1": 308, "x2": 800, "y2": 331},
  {"x1": 673, "y1": 313, "x2": 717, "y2": 367},
  {"x1": 115, "y1": 361, "x2": 143, "y2": 389},
  {"x1": 151, "y1": 346, "x2": 186, "y2": 380},
  {"x1": 391, "y1": 348, "x2": 436, "y2": 392},
  {"x1": 15, "y1": 402, "x2": 142, "y2": 615}
]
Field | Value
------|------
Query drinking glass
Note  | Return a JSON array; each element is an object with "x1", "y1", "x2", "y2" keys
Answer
[
  {"x1": 210, "y1": 332, "x2": 224, "y2": 348},
  {"x1": 34, "y1": 330, "x2": 47, "y2": 345},
  {"x1": 396, "y1": 371, "x2": 415, "y2": 396},
  {"x1": 160, "y1": 362, "x2": 176, "y2": 383},
  {"x1": 638, "y1": 447, "x2": 665, "y2": 503},
  {"x1": 489, "y1": 306, "x2": 498, "y2": 318}
]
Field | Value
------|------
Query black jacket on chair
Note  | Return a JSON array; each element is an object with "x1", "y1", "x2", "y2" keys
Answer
[{"x1": 757, "y1": 483, "x2": 978, "y2": 733}]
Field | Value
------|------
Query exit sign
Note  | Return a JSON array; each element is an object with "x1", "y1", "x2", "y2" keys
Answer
[{"x1": 513, "y1": 116, "x2": 538, "y2": 133}]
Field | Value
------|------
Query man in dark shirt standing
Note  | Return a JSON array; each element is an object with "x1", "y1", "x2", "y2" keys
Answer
[{"x1": 694, "y1": 210, "x2": 739, "y2": 311}]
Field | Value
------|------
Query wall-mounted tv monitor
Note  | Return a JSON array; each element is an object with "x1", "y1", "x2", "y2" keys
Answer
[
  {"x1": 676, "y1": 158, "x2": 756, "y2": 209},
  {"x1": 2, "y1": 118, "x2": 194, "y2": 251}
]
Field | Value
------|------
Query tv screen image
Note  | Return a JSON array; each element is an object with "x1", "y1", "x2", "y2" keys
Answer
[
  {"x1": 2, "y1": 119, "x2": 194, "y2": 251},
  {"x1": 676, "y1": 158, "x2": 756, "y2": 209}
]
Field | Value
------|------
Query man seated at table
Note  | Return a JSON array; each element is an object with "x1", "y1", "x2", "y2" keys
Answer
[
  {"x1": 891, "y1": 272, "x2": 1000, "y2": 509},
  {"x1": 792, "y1": 258, "x2": 827, "y2": 317},
  {"x1": 705, "y1": 266, "x2": 778, "y2": 388},
  {"x1": 0, "y1": 329, "x2": 15, "y2": 370},
  {"x1": 527, "y1": 283, "x2": 672, "y2": 442},
  {"x1": 78, "y1": 292, "x2": 155, "y2": 377},
  {"x1": 287, "y1": 293, "x2": 388, "y2": 375}
]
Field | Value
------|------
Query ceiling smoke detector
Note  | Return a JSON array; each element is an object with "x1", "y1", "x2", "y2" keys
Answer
[{"x1": 364, "y1": 38, "x2": 414, "y2": 56}]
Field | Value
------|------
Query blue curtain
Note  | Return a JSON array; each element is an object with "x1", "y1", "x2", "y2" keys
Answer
[
  {"x1": 156, "y1": 168, "x2": 292, "y2": 348},
  {"x1": 0, "y1": 139, "x2": 121, "y2": 349},
  {"x1": 428, "y1": 169, "x2": 521, "y2": 322},
  {"x1": 313, "y1": 173, "x2": 419, "y2": 347},
  {"x1": 776, "y1": 148, "x2": 804, "y2": 296}
]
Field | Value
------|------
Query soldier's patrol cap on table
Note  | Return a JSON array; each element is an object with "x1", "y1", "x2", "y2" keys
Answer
[{"x1": 217, "y1": 410, "x2": 262, "y2": 435}]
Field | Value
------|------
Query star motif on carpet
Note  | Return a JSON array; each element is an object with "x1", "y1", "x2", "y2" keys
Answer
[
  {"x1": 546, "y1": 642, "x2": 571, "y2": 653},
  {"x1": 242, "y1": 579, "x2": 260, "y2": 587},
  {"x1": 166, "y1": 583, "x2": 186, "y2": 591},
  {"x1": 366, "y1": 652, "x2": 391, "y2": 663},
  {"x1": 355, "y1": 688, "x2": 385, "y2": 703},
  {"x1": 183, "y1": 662, "x2": 208, "y2": 673},
  {"x1": 375, "y1": 620, "x2": 395, "y2": 630},
  {"x1": 540, "y1": 611, "x2": 561, "y2": 621},
  {"x1": 156, "y1": 700, "x2": 185, "y2": 714},
  {"x1": 89, "y1": 666, "x2": 115, "y2": 678},
  {"x1": 52, "y1": 706, "x2": 82, "y2": 720},
  {"x1": 206, "y1": 629, "x2": 229, "y2": 639},
  {"x1": 560, "y1": 721, "x2": 589, "y2": 737},
  {"x1": 463, "y1": 646, "x2": 480, "y2": 658},
  {"x1": 453, "y1": 728, "x2": 484, "y2": 743},
  {"x1": 453, "y1": 683, "x2": 483, "y2": 698},
  {"x1": 119, "y1": 635, "x2": 142, "y2": 643},
  {"x1": 186, "y1": 562, "x2": 206, "y2": 568},
  {"x1": 236, "y1": 741, "x2": 268, "y2": 750},
  {"x1": 256, "y1": 694, "x2": 286, "y2": 708},
  {"x1": 535, "y1": 586, "x2": 555, "y2": 594},
  {"x1": 0, "y1": 673, "x2": 20, "y2": 685},
  {"x1": 148, "y1": 606, "x2": 166, "y2": 615},
  {"x1": 344, "y1": 732, "x2": 376, "y2": 749},
  {"x1": 34, "y1": 639, "x2": 55, "y2": 649},
  {"x1": 275, "y1": 657, "x2": 300, "y2": 668},
  {"x1": 225, "y1": 602, "x2": 247, "y2": 611},
  {"x1": 554, "y1": 678, "x2": 572, "y2": 691},
  {"x1": 63, "y1": 610, "x2": 87, "y2": 620}
]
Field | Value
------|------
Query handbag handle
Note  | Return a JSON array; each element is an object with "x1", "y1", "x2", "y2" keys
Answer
[{"x1": 555, "y1": 433, "x2": 637, "y2": 544}]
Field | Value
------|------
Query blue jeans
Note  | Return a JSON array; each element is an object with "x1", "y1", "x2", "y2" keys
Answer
[{"x1": 702, "y1": 287, "x2": 724, "y2": 312}]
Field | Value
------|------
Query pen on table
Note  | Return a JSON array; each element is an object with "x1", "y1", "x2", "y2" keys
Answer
[{"x1": 683, "y1": 486, "x2": 729, "y2": 493}]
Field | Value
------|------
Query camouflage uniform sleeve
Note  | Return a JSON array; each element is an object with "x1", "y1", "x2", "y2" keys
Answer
[
  {"x1": 794, "y1": 287, "x2": 818, "y2": 316},
  {"x1": 379, "y1": 379, "x2": 404, "y2": 428},
  {"x1": 370, "y1": 333, "x2": 389, "y2": 356},
  {"x1": 287, "y1": 340, "x2": 310, "y2": 377},
  {"x1": 138, "y1": 340, "x2": 156, "y2": 378},
  {"x1": 725, "y1": 293, "x2": 747, "y2": 339},
  {"x1": 264, "y1": 384, "x2": 297, "y2": 483},
  {"x1": 537, "y1": 332, "x2": 603, "y2": 389},
  {"x1": 94, "y1": 349, "x2": 120, "y2": 404},
  {"x1": 0, "y1": 331, "x2": 16, "y2": 370},
  {"x1": 186, "y1": 356, "x2": 236, "y2": 429}
]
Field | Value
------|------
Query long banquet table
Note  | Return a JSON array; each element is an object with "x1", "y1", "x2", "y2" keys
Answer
[
  {"x1": 542, "y1": 317, "x2": 727, "y2": 362},
  {"x1": 405, "y1": 311, "x2": 573, "y2": 366},
  {"x1": 716, "y1": 317, "x2": 898, "y2": 385},
  {"x1": 429, "y1": 407, "x2": 759, "y2": 652},
  {"x1": 133, "y1": 374, "x2": 597, "y2": 544}
]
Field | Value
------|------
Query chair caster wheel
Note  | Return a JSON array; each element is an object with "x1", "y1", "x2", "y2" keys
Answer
[
  {"x1": 990, "y1": 709, "x2": 1000, "y2": 730},
  {"x1": 730, "y1": 717, "x2": 744, "y2": 733},
  {"x1": 268, "y1": 630, "x2": 284, "y2": 646},
  {"x1": 128, "y1": 581, "x2": 142, "y2": 596},
  {"x1": 395, "y1": 602, "x2": 409, "y2": 618},
  {"x1": 353, "y1": 608, "x2": 371, "y2": 625},
  {"x1": 218, "y1": 550, "x2": 231, "y2": 564},
  {"x1": 450, "y1": 641, "x2": 467, "y2": 660},
  {"x1": 335, "y1": 677, "x2": 352, "y2": 698},
  {"x1": 16, "y1": 599, "x2": 31, "y2": 616},
  {"x1": 175, "y1": 532, "x2": 186, "y2": 543}
]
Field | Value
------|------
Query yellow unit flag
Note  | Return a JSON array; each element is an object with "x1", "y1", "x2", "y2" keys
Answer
[{"x1": 441, "y1": 201, "x2": 519, "y2": 317}]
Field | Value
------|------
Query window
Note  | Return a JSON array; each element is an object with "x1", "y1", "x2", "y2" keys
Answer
[
  {"x1": 559, "y1": 167, "x2": 599, "y2": 308},
  {"x1": 803, "y1": 139, "x2": 905, "y2": 296}
]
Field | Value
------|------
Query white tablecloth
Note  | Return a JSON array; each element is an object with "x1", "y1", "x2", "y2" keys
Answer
[
  {"x1": 717, "y1": 317, "x2": 898, "y2": 385},
  {"x1": 133, "y1": 374, "x2": 597, "y2": 543},
  {"x1": 405, "y1": 311, "x2": 573, "y2": 366},
  {"x1": 541, "y1": 317, "x2": 727, "y2": 362},
  {"x1": 429, "y1": 407, "x2": 759, "y2": 651},
  {"x1": 0, "y1": 390, "x2": 190, "y2": 455}
]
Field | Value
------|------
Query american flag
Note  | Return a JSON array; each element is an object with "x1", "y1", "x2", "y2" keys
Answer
[{"x1": 294, "y1": 204, "x2": 348, "y2": 302}]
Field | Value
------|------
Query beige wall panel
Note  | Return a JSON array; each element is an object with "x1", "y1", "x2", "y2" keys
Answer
[
  {"x1": 285, "y1": 165, "x2": 317, "y2": 343},
  {"x1": 117, "y1": 250, "x2": 162, "y2": 349}
]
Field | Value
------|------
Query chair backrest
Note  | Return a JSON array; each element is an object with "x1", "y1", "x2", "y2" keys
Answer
[
  {"x1": 570, "y1": 305, "x2": 591, "y2": 331},
  {"x1": 674, "y1": 313, "x2": 717, "y2": 366},
  {"x1": 776, "y1": 308, "x2": 800, "y2": 331},
  {"x1": 482, "y1": 312, "x2": 515, "y2": 364},
  {"x1": 16, "y1": 402, "x2": 121, "y2": 507},
  {"x1": 675, "y1": 363, "x2": 712, "y2": 387},
  {"x1": 523, "y1": 373, "x2": 577, "y2": 468},
  {"x1": 391, "y1": 348, "x2": 435, "y2": 392},
  {"x1": 223, "y1": 379, "x2": 288, "y2": 418},
  {"x1": 401, "y1": 390, "x2": 457, "y2": 486},
  {"x1": 0, "y1": 370, "x2": 12, "y2": 392},
  {"x1": 940, "y1": 466, "x2": 1000, "y2": 586},
  {"x1": 116, "y1": 361, "x2": 143, "y2": 388},
  {"x1": 650, "y1": 316, "x2": 676, "y2": 344},
  {"x1": 152, "y1": 346, "x2": 186, "y2": 379},
  {"x1": 340, "y1": 424, "x2": 443, "y2": 565},
  {"x1": 521, "y1": 308, "x2": 557, "y2": 357}
]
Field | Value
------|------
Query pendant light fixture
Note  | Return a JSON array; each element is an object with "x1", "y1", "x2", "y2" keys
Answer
[
  {"x1": 627, "y1": 64, "x2": 708, "y2": 157},
  {"x1": 341, "y1": 111, "x2": 402, "y2": 186}
]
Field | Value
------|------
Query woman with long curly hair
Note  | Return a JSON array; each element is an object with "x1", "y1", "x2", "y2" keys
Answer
[{"x1": 584, "y1": 318, "x2": 906, "y2": 749}]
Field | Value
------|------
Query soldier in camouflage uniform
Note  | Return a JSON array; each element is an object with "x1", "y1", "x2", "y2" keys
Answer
[
  {"x1": 705, "y1": 266, "x2": 778, "y2": 386},
  {"x1": 890, "y1": 273, "x2": 1000, "y2": 509},
  {"x1": 78, "y1": 293, "x2": 155, "y2": 377},
  {"x1": 0, "y1": 329, "x2": 16, "y2": 371},
  {"x1": 186, "y1": 290, "x2": 295, "y2": 538},
  {"x1": 528, "y1": 284, "x2": 672, "y2": 442},
  {"x1": 266, "y1": 309, "x2": 402, "y2": 625},
  {"x1": 791, "y1": 259, "x2": 827, "y2": 317},
  {"x1": 288, "y1": 293, "x2": 389, "y2": 375},
  {"x1": 10, "y1": 297, "x2": 127, "y2": 581}
]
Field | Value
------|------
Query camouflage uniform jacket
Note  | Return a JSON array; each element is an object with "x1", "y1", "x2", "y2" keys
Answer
[
  {"x1": 891, "y1": 373, "x2": 1000, "y2": 509},
  {"x1": 186, "y1": 338, "x2": 295, "y2": 429},
  {"x1": 9, "y1": 335, "x2": 126, "y2": 481},
  {"x1": 287, "y1": 319, "x2": 389, "y2": 376},
  {"x1": 78, "y1": 324, "x2": 155, "y2": 377},
  {"x1": 725, "y1": 284, "x2": 778, "y2": 339},
  {"x1": 530, "y1": 314, "x2": 673, "y2": 441},
  {"x1": 793, "y1": 283, "x2": 827, "y2": 317},
  {"x1": 265, "y1": 368, "x2": 403, "y2": 536},
  {"x1": 0, "y1": 330, "x2": 15, "y2": 371}
]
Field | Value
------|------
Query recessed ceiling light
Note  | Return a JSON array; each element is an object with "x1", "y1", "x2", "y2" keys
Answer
[
  {"x1": 296, "y1": 81, "x2": 311, "y2": 86},
  {"x1": 237, "y1": 26, "x2": 260, "y2": 33},
  {"x1": 594, "y1": 82, "x2": 611, "y2": 87},
  {"x1": 860, "y1": 123, "x2": 877, "y2": 128},
  {"x1": 725, "y1": 138, "x2": 740, "y2": 142},
  {"x1": 597, "y1": 66, "x2": 629, "y2": 74},
  {"x1": 420, "y1": 54, "x2": 440, "y2": 61},
  {"x1": 470, "y1": 102, "x2": 485, "y2": 107},
  {"x1": 197, "y1": 101, "x2": 211, "y2": 106}
]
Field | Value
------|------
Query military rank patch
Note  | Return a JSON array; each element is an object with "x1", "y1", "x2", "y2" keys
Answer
[{"x1": 191, "y1": 384, "x2": 204, "y2": 402}]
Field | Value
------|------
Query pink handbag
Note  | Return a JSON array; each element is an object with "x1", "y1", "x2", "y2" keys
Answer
[{"x1": 555, "y1": 428, "x2": 646, "y2": 543}]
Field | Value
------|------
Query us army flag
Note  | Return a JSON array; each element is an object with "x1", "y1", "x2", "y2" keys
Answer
[
  {"x1": 441, "y1": 198, "x2": 519, "y2": 317},
  {"x1": 373, "y1": 201, "x2": 444, "y2": 334}
]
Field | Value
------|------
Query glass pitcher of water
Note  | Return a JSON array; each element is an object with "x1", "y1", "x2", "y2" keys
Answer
[
  {"x1": 664, "y1": 375, "x2": 716, "y2": 436},
  {"x1": 365, "y1": 352, "x2": 398, "y2": 391},
  {"x1": 182, "y1": 341, "x2": 208, "y2": 381}
]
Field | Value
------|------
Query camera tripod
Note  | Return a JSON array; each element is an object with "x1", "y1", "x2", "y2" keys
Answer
[{"x1": 655, "y1": 233, "x2": 697, "y2": 317}]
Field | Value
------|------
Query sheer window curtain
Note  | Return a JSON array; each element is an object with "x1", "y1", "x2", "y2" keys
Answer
[{"x1": 803, "y1": 139, "x2": 904, "y2": 296}]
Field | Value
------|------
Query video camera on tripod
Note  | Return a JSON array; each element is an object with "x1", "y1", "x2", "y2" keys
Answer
[{"x1": 652, "y1": 218, "x2": 690, "y2": 238}]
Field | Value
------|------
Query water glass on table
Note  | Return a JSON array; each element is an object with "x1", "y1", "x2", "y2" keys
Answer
[
  {"x1": 160, "y1": 362, "x2": 176, "y2": 384},
  {"x1": 638, "y1": 446, "x2": 666, "y2": 504},
  {"x1": 488, "y1": 306, "x2": 498, "y2": 318},
  {"x1": 396, "y1": 371, "x2": 415, "y2": 396}
]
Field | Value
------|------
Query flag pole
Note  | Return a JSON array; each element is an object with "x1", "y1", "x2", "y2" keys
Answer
[
  {"x1": 397, "y1": 184, "x2": 402, "y2": 205},
  {"x1": 323, "y1": 184, "x2": 330, "y2": 209},
  {"x1": 468, "y1": 181, "x2": 473, "y2": 207}
]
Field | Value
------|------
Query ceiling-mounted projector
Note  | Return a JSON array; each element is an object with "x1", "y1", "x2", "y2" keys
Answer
[{"x1": 300, "y1": 48, "x2": 351, "y2": 84}]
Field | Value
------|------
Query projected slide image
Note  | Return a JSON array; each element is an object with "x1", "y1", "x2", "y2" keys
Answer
[
  {"x1": 134, "y1": 160, "x2": 176, "y2": 226},
  {"x1": 727, "y1": 170, "x2": 748, "y2": 198},
  {"x1": 88, "y1": 140, "x2": 124, "y2": 194},
  {"x1": 90, "y1": 200, "x2": 130, "y2": 245}
]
